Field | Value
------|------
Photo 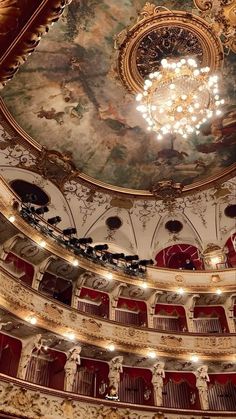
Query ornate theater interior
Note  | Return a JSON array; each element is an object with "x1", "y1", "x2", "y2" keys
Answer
[{"x1": 0, "y1": 1, "x2": 236, "y2": 418}]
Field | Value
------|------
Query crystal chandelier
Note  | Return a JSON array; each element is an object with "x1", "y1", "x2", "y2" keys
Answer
[{"x1": 136, "y1": 58, "x2": 224, "y2": 139}]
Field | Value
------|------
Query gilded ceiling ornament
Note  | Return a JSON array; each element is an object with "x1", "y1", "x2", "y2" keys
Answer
[
  {"x1": 0, "y1": 0, "x2": 20, "y2": 35},
  {"x1": 0, "y1": 0, "x2": 71, "y2": 88},
  {"x1": 116, "y1": 3, "x2": 224, "y2": 93},
  {"x1": 194, "y1": 0, "x2": 236, "y2": 53},
  {"x1": 150, "y1": 180, "x2": 183, "y2": 200}
]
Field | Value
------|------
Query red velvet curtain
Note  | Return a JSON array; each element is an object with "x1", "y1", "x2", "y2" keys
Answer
[
  {"x1": 225, "y1": 233, "x2": 236, "y2": 267},
  {"x1": 155, "y1": 244, "x2": 203, "y2": 269},
  {"x1": 79, "y1": 287, "x2": 109, "y2": 318},
  {"x1": 194, "y1": 306, "x2": 229, "y2": 332},
  {"x1": 0, "y1": 333, "x2": 21, "y2": 377},
  {"x1": 5, "y1": 252, "x2": 34, "y2": 286}
]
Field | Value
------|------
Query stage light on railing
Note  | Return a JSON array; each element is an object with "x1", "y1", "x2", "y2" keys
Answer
[
  {"x1": 63, "y1": 228, "x2": 77, "y2": 236},
  {"x1": 148, "y1": 351, "x2": 156, "y2": 359},
  {"x1": 8, "y1": 215, "x2": 15, "y2": 223},
  {"x1": 107, "y1": 343, "x2": 115, "y2": 351},
  {"x1": 35, "y1": 206, "x2": 49, "y2": 216},
  {"x1": 177, "y1": 287, "x2": 185, "y2": 295},
  {"x1": 216, "y1": 288, "x2": 222, "y2": 295},
  {"x1": 191, "y1": 355, "x2": 199, "y2": 363},
  {"x1": 47, "y1": 216, "x2": 62, "y2": 226}
]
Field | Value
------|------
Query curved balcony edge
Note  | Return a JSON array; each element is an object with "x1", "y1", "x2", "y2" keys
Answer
[
  {"x1": 0, "y1": 268, "x2": 235, "y2": 360},
  {"x1": 0, "y1": 374, "x2": 235, "y2": 419},
  {"x1": 0, "y1": 175, "x2": 235, "y2": 292}
]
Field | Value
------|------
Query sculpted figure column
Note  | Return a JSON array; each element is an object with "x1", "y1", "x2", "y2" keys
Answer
[
  {"x1": 195, "y1": 365, "x2": 210, "y2": 410},
  {"x1": 17, "y1": 334, "x2": 42, "y2": 380},
  {"x1": 151, "y1": 361, "x2": 165, "y2": 407},
  {"x1": 64, "y1": 345, "x2": 81, "y2": 392},
  {"x1": 108, "y1": 356, "x2": 123, "y2": 395}
]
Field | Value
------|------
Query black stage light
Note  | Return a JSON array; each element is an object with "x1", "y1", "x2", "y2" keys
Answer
[
  {"x1": 77, "y1": 237, "x2": 93, "y2": 245},
  {"x1": 94, "y1": 244, "x2": 109, "y2": 252},
  {"x1": 47, "y1": 216, "x2": 62, "y2": 225},
  {"x1": 130, "y1": 262, "x2": 139, "y2": 270},
  {"x1": 111, "y1": 253, "x2": 125, "y2": 260},
  {"x1": 125, "y1": 255, "x2": 139, "y2": 262},
  {"x1": 62, "y1": 228, "x2": 77, "y2": 236},
  {"x1": 139, "y1": 259, "x2": 154, "y2": 266},
  {"x1": 69, "y1": 237, "x2": 80, "y2": 246},
  {"x1": 85, "y1": 246, "x2": 94, "y2": 256},
  {"x1": 35, "y1": 206, "x2": 49, "y2": 215}
]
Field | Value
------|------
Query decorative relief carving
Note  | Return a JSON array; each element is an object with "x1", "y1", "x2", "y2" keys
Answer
[
  {"x1": 1, "y1": 378, "x2": 235, "y2": 418},
  {"x1": 194, "y1": 0, "x2": 236, "y2": 52},
  {"x1": 0, "y1": 0, "x2": 72, "y2": 88},
  {"x1": 160, "y1": 335, "x2": 182, "y2": 347},
  {"x1": 0, "y1": 0, "x2": 20, "y2": 35},
  {"x1": 81, "y1": 318, "x2": 102, "y2": 334},
  {"x1": 43, "y1": 303, "x2": 63, "y2": 323}
]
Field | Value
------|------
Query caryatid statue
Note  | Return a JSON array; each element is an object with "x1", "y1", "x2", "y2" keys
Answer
[
  {"x1": 195, "y1": 365, "x2": 210, "y2": 410},
  {"x1": 17, "y1": 334, "x2": 42, "y2": 380},
  {"x1": 151, "y1": 361, "x2": 165, "y2": 407},
  {"x1": 64, "y1": 345, "x2": 81, "y2": 392},
  {"x1": 108, "y1": 356, "x2": 123, "y2": 394}
]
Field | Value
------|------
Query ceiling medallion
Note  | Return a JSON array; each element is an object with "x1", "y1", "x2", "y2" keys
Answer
[
  {"x1": 136, "y1": 57, "x2": 224, "y2": 139},
  {"x1": 116, "y1": 3, "x2": 224, "y2": 93}
]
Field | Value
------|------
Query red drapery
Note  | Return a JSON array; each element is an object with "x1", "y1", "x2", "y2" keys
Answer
[
  {"x1": 0, "y1": 333, "x2": 21, "y2": 377},
  {"x1": 194, "y1": 306, "x2": 229, "y2": 332},
  {"x1": 155, "y1": 244, "x2": 203, "y2": 269},
  {"x1": 225, "y1": 233, "x2": 236, "y2": 267},
  {"x1": 79, "y1": 287, "x2": 109, "y2": 318},
  {"x1": 4, "y1": 252, "x2": 34, "y2": 286}
]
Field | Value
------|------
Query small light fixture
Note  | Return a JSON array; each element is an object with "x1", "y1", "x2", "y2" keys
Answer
[
  {"x1": 72, "y1": 259, "x2": 79, "y2": 267},
  {"x1": 107, "y1": 343, "x2": 115, "y2": 352},
  {"x1": 38, "y1": 240, "x2": 46, "y2": 248},
  {"x1": 177, "y1": 287, "x2": 185, "y2": 295},
  {"x1": 28, "y1": 316, "x2": 37, "y2": 325},
  {"x1": 44, "y1": 345, "x2": 48, "y2": 351},
  {"x1": 8, "y1": 215, "x2": 15, "y2": 223},
  {"x1": 148, "y1": 351, "x2": 156, "y2": 359},
  {"x1": 191, "y1": 354, "x2": 199, "y2": 363},
  {"x1": 66, "y1": 332, "x2": 75, "y2": 341},
  {"x1": 105, "y1": 272, "x2": 113, "y2": 280},
  {"x1": 141, "y1": 282, "x2": 148, "y2": 289},
  {"x1": 216, "y1": 288, "x2": 222, "y2": 295}
]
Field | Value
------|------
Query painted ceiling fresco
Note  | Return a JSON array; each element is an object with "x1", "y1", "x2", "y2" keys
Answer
[{"x1": 1, "y1": 0, "x2": 236, "y2": 190}]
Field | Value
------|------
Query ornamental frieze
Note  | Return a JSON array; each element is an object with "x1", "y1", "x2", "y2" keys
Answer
[{"x1": 0, "y1": 269, "x2": 235, "y2": 360}]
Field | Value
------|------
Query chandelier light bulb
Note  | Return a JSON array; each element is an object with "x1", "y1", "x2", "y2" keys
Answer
[{"x1": 136, "y1": 58, "x2": 223, "y2": 139}]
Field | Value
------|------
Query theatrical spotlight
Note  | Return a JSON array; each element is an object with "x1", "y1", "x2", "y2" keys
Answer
[
  {"x1": 94, "y1": 244, "x2": 109, "y2": 252},
  {"x1": 62, "y1": 228, "x2": 77, "y2": 236},
  {"x1": 34, "y1": 206, "x2": 49, "y2": 216},
  {"x1": 77, "y1": 237, "x2": 93, "y2": 245},
  {"x1": 112, "y1": 253, "x2": 125, "y2": 260},
  {"x1": 68, "y1": 237, "x2": 80, "y2": 246},
  {"x1": 125, "y1": 255, "x2": 139, "y2": 262},
  {"x1": 47, "y1": 216, "x2": 62, "y2": 226},
  {"x1": 85, "y1": 246, "x2": 95, "y2": 256},
  {"x1": 139, "y1": 259, "x2": 154, "y2": 266}
]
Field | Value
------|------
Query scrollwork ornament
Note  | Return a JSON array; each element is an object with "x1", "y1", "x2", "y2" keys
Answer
[
  {"x1": 194, "y1": 0, "x2": 236, "y2": 52},
  {"x1": 0, "y1": 0, "x2": 20, "y2": 35}
]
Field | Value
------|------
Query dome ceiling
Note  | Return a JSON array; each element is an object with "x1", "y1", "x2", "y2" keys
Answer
[{"x1": 1, "y1": 0, "x2": 236, "y2": 191}]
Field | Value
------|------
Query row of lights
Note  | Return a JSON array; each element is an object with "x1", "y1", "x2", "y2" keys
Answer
[{"x1": 7, "y1": 214, "x2": 223, "y2": 295}]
